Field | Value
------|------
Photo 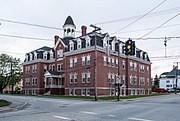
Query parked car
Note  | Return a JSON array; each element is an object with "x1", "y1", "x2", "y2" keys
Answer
[
  {"x1": 153, "y1": 88, "x2": 169, "y2": 93},
  {"x1": 167, "y1": 88, "x2": 175, "y2": 93}
]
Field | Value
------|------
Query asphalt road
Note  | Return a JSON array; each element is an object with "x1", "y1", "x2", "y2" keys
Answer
[{"x1": 0, "y1": 94, "x2": 180, "y2": 121}]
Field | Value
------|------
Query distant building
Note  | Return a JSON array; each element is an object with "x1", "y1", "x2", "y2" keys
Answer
[
  {"x1": 160, "y1": 68, "x2": 180, "y2": 90},
  {"x1": 3, "y1": 80, "x2": 23, "y2": 94},
  {"x1": 22, "y1": 16, "x2": 151, "y2": 96}
]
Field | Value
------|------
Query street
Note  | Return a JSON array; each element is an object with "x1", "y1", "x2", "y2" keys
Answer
[{"x1": 0, "y1": 94, "x2": 180, "y2": 121}]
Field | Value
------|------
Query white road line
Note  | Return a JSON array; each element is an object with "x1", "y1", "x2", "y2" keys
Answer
[
  {"x1": 53, "y1": 115, "x2": 71, "y2": 120},
  {"x1": 108, "y1": 115, "x2": 115, "y2": 117},
  {"x1": 129, "y1": 117, "x2": 153, "y2": 121},
  {"x1": 81, "y1": 111, "x2": 97, "y2": 115}
]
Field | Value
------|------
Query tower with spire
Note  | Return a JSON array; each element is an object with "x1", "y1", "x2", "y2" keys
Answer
[{"x1": 63, "y1": 15, "x2": 76, "y2": 38}]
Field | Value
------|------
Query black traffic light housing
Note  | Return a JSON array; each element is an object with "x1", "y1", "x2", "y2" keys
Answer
[{"x1": 125, "y1": 39, "x2": 135, "y2": 56}]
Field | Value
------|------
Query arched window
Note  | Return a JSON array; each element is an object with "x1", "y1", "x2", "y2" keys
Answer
[
  {"x1": 69, "y1": 40, "x2": 74, "y2": 51},
  {"x1": 85, "y1": 35, "x2": 91, "y2": 47},
  {"x1": 67, "y1": 28, "x2": 71, "y2": 33},
  {"x1": 103, "y1": 34, "x2": 109, "y2": 48},
  {"x1": 77, "y1": 38, "x2": 81, "y2": 49}
]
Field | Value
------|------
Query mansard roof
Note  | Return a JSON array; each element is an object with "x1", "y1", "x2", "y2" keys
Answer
[
  {"x1": 35, "y1": 46, "x2": 53, "y2": 52},
  {"x1": 59, "y1": 31, "x2": 150, "y2": 62},
  {"x1": 61, "y1": 37, "x2": 75, "y2": 46},
  {"x1": 24, "y1": 46, "x2": 54, "y2": 62}
]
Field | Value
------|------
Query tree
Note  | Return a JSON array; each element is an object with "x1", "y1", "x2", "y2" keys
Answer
[
  {"x1": 152, "y1": 74, "x2": 160, "y2": 91},
  {"x1": 0, "y1": 54, "x2": 11, "y2": 93},
  {"x1": 0, "y1": 54, "x2": 22, "y2": 94},
  {"x1": 8, "y1": 57, "x2": 22, "y2": 95}
]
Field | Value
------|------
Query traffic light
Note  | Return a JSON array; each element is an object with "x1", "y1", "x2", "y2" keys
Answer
[{"x1": 125, "y1": 39, "x2": 135, "y2": 56}]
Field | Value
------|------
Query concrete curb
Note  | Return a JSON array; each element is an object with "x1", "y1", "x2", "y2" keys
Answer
[{"x1": 0, "y1": 102, "x2": 29, "y2": 113}]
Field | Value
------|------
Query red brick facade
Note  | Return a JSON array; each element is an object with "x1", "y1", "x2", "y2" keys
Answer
[{"x1": 22, "y1": 16, "x2": 151, "y2": 96}]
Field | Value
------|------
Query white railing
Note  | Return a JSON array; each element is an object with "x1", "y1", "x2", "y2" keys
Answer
[{"x1": 45, "y1": 85, "x2": 64, "y2": 88}]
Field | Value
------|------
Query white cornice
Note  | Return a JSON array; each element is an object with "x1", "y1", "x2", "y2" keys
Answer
[
  {"x1": 64, "y1": 46, "x2": 94, "y2": 56},
  {"x1": 23, "y1": 59, "x2": 55, "y2": 65}
]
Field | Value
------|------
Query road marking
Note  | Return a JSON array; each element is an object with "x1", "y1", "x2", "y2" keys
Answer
[
  {"x1": 129, "y1": 117, "x2": 153, "y2": 121},
  {"x1": 53, "y1": 115, "x2": 71, "y2": 120},
  {"x1": 108, "y1": 115, "x2": 115, "y2": 117},
  {"x1": 81, "y1": 111, "x2": 97, "y2": 115}
]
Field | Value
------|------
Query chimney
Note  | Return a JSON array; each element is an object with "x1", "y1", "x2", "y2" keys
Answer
[
  {"x1": 54, "y1": 35, "x2": 59, "y2": 45},
  {"x1": 81, "y1": 25, "x2": 87, "y2": 36}
]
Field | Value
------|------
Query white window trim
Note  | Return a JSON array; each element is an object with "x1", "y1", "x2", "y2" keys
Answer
[
  {"x1": 87, "y1": 55, "x2": 91, "y2": 65},
  {"x1": 57, "y1": 49, "x2": 63, "y2": 58},
  {"x1": 77, "y1": 38, "x2": 82, "y2": 49},
  {"x1": 69, "y1": 40, "x2": 74, "y2": 51},
  {"x1": 82, "y1": 73, "x2": 86, "y2": 83},
  {"x1": 70, "y1": 58, "x2": 73, "y2": 68},
  {"x1": 82, "y1": 56, "x2": 86, "y2": 66},
  {"x1": 86, "y1": 35, "x2": 91, "y2": 47}
]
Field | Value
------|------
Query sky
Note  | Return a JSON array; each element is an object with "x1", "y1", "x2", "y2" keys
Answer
[{"x1": 0, "y1": 0, "x2": 180, "y2": 78}]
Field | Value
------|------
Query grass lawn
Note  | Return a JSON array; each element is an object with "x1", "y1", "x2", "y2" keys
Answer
[
  {"x1": 98, "y1": 93, "x2": 168, "y2": 100},
  {"x1": 37, "y1": 93, "x2": 168, "y2": 100},
  {"x1": 14, "y1": 93, "x2": 169, "y2": 101},
  {"x1": 0, "y1": 99, "x2": 11, "y2": 107}
]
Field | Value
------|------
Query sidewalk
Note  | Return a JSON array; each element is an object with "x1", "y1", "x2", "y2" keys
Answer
[{"x1": 0, "y1": 101, "x2": 28, "y2": 113}]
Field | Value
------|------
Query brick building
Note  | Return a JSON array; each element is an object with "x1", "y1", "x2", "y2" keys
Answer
[{"x1": 22, "y1": 16, "x2": 151, "y2": 96}]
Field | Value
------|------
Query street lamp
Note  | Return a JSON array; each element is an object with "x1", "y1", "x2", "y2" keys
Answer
[{"x1": 90, "y1": 24, "x2": 101, "y2": 101}]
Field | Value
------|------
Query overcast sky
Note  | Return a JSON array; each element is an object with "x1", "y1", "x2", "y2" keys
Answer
[{"x1": 0, "y1": 0, "x2": 180, "y2": 78}]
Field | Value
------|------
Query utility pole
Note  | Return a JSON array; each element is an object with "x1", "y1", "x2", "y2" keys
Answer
[
  {"x1": 174, "y1": 62, "x2": 180, "y2": 94},
  {"x1": 90, "y1": 24, "x2": 101, "y2": 101},
  {"x1": 117, "y1": 40, "x2": 120, "y2": 101},
  {"x1": 164, "y1": 37, "x2": 167, "y2": 58}
]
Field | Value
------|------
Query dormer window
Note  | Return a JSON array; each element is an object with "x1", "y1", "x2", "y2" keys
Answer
[
  {"x1": 43, "y1": 51, "x2": 47, "y2": 60},
  {"x1": 50, "y1": 50, "x2": 54, "y2": 60},
  {"x1": 34, "y1": 52, "x2": 37, "y2": 60},
  {"x1": 111, "y1": 41, "x2": 115, "y2": 51},
  {"x1": 85, "y1": 35, "x2": 91, "y2": 47},
  {"x1": 140, "y1": 51, "x2": 143, "y2": 59},
  {"x1": 29, "y1": 53, "x2": 33, "y2": 61},
  {"x1": 103, "y1": 34, "x2": 109, "y2": 48},
  {"x1": 69, "y1": 40, "x2": 74, "y2": 51},
  {"x1": 77, "y1": 38, "x2": 81, "y2": 49},
  {"x1": 119, "y1": 42, "x2": 123, "y2": 53},
  {"x1": 25, "y1": 54, "x2": 28, "y2": 62},
  {"x1": 144, "y1": 53, "x2": 147, "y2": 60}
]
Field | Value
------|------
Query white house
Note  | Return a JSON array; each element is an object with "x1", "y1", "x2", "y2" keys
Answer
[{"x1": 160, "y1": 68, "x2": 180, "y2": 90}]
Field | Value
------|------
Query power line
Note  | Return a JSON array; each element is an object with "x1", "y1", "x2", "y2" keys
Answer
[
  {"x1": 111, "y1": 0, "x2": 167, "y2": 34},
  {"x1": 94, "y1": 7, "x2": 180, "y2": 25},
  {"x1": 148, "y1": 44, "x2": 180, "y2": 52},
  {"x1": 0, "y1": 33, "x2": 53, "y2": 41},
  {"x1": 138, "y1": 12, "x2": 180, "y2": 39},
  {"x1": 118, "y1": 23, "x2": 180, "y2": 34},
  {"x1": 151, "y1": 55, "x2": 180, "y2": 59},
  {"x1": 117, "y1": 36, "x2": 180, "y2": 40},
  {"x1": 0, "y1": 18, "x2": 81, "y2": 32},
  {"x1": 0, "y1": 18, "x2": 63, "y2": 30}
]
